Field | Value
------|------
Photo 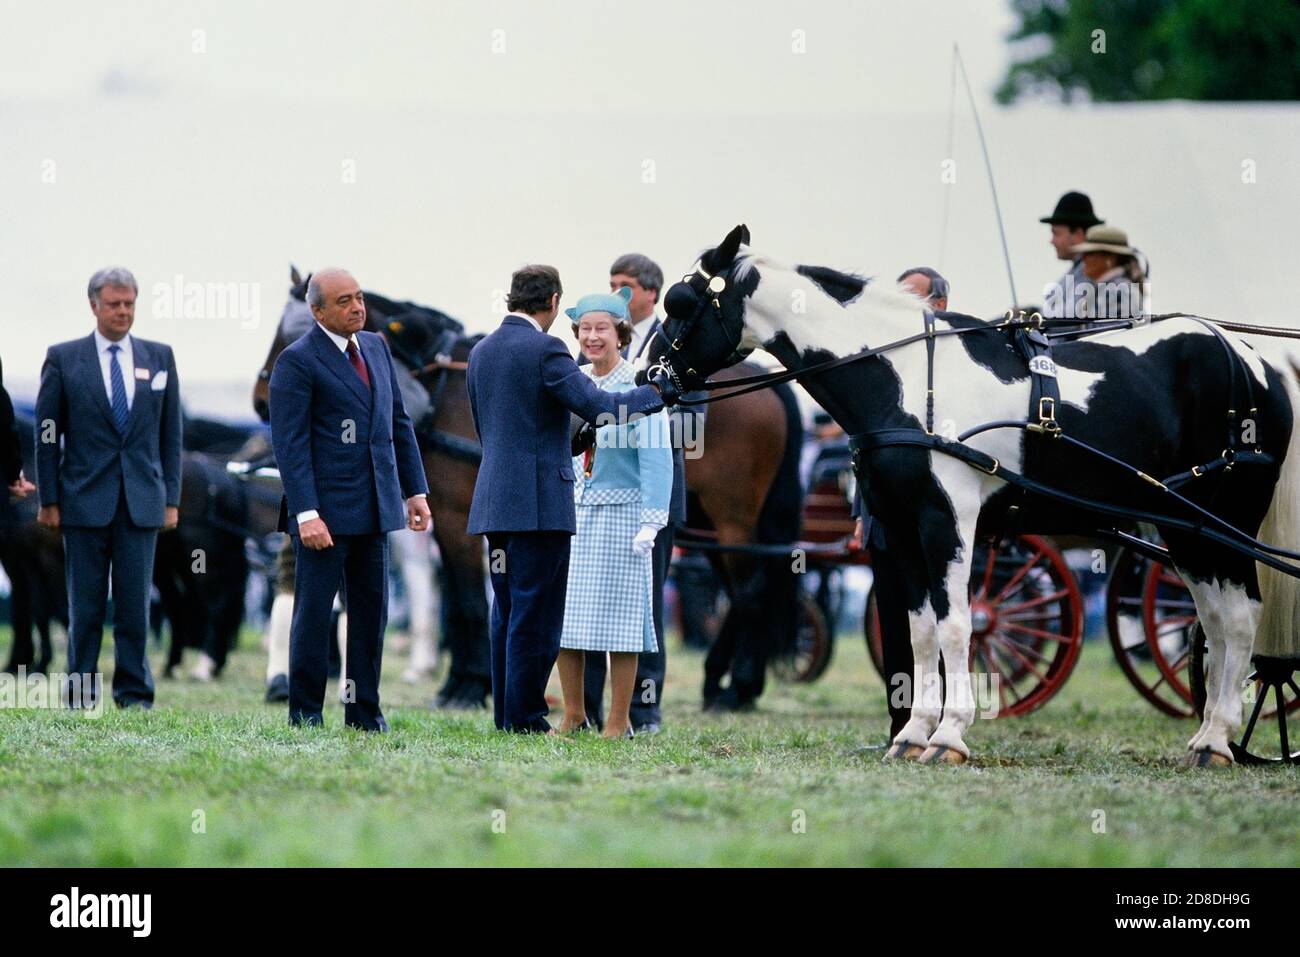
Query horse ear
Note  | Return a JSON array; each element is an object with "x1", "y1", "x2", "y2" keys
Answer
[
  {"x1": 290, "y1": 264, "x2": 302, "y2": 286},
  {"x1": 712, "y1": 224, "x2": 746, "y2": 269}
]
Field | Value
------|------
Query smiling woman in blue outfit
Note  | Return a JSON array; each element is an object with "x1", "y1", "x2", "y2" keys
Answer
[{"x1": 557, "y1": 289, "x2": 672, "y2": 739}]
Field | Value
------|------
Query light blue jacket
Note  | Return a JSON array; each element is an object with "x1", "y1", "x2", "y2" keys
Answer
[{"x1": 572, "y1": 359, "x2": 672, "y2": 529}]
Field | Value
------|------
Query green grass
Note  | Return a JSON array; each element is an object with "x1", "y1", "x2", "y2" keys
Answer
[{"x1": 1, "y1": 622, "x2": 1298, "y2": 866}]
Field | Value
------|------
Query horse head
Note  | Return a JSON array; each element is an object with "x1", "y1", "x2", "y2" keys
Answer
[
  {"x1": 252, "y1": 265, "x2": 315, "y2": 422},
  {"x1": 641, "y1": 224, "x2": 761, "y2": 392}
]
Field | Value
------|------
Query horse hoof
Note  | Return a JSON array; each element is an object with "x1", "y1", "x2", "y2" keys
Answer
[
  {"x1": 1183, "y1": 748, "x2": 1232, "y2": 768},
  {"x1": 882, "y1": 742, "x2": 926, "y2": 762},
  {"x1": 919, "y1": 744, "x2": 968, "y2": 765}
]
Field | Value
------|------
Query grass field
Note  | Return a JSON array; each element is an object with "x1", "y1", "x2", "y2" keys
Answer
[{"x1": 1, "y1": 621, "x2": 1298, "y2": 867}]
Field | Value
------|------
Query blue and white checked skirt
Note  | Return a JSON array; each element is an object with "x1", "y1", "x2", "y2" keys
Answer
[{"x1": 561, "y1": 502, "x2": 658, "y2": 653}]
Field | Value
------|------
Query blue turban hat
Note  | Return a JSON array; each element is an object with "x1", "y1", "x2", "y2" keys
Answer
[{"x1": 566, "y1": 286, "x2": 633, "y2": 326}]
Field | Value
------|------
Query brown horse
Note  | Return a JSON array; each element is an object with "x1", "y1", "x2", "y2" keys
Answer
[
  {"x1": 252, "y1": 268, "x2": 491, "y2": 707},
  {"x1": 680, "y1": 362, "x2": 805, "y2": 710}
]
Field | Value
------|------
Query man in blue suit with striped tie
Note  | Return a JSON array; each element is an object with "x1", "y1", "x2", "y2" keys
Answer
[
  {"x1": 35, "y1": 267, "x2": 183, "y2": 709},
  {"x1": 269, "y1": 268, "x2": 430, "y2": 731},
  {"x1": 467, "y1": 265, "x2": 674, "y2": 733}
]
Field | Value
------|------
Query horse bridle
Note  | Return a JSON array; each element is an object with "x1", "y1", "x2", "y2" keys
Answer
[{"x1": 645, "y1": 260, "x2": 749, "y2": 394}]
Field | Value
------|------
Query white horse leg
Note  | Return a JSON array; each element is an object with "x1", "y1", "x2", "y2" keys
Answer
[
  {"x1": 1185, "y1": 583, "x2": 1224, "y2": 753},
  {"x1": 1187, "y1": 580, "x2": 1258, "y2": 764},
  {"x1": 922, "y1": 564, "x2": 977, "y2": 763},
  {"x1": 336, "y1": 609, "x2": 350, "y2": 704},
  {"x1": 921, "y1": 496, "x2": 980, "y2": 764},
  {"x1": 887, "y1": 604, "x2": 939, "y2": 759},
  {"x1": 395, "y1": 530, "x2": 438, "y2": 683},
  {"x1": 265, "y1": 591, "x2": 294, "y2": 682}
]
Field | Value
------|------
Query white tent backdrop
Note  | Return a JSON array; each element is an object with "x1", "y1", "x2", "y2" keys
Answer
[{"x1": 2, "y1": 3, "x2": 1296, "y2": 419}]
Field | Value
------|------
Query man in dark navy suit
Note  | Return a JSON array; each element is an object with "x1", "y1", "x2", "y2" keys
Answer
[
  {"x1": 466, "y1": 264, "x2": 670, "y2": 733},
  {"x1": 269, "y1": 268, "x2": 430, "y2": 731},
  {"x1": 35, "y1": 267, "x2": 182, "y2": 709}
]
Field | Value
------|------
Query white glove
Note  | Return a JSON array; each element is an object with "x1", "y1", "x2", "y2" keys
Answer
[{"x1": 631, "y1": 524, "x2": 658, "y2": 557}]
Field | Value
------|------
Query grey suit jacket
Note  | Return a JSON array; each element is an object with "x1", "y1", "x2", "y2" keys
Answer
[{"x1": 35, "y1": 333, "x2": 182, "y2": 528}]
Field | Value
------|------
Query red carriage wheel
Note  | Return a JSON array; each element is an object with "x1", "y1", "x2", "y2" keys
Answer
[
  {"x1": 864, "y1": 534, "x2": 1083, "y2": 717},
  {"x1": 1105, "y1": 547, "x2": 1197, "y2": 717},
  {"x1": 772, "y1": 590, "x2": 833, "y2": 683}
]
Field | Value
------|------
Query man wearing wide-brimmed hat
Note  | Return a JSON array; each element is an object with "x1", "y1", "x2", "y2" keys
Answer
[{"x1": 1039, "y1": 191, "x2": 1103, "y2": 318}]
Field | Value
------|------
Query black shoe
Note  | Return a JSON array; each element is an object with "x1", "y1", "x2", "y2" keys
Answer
[
  {"x1": 265, "y1": 674, "x2": 290, "y2": 703},
  {"x1": 290, "y1": 712, "x2": 324, "y2": 728}
]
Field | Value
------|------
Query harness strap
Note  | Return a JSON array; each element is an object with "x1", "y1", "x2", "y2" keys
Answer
[
  {"x1": 850, "y1": 427, "x2": 1300, "y2": 575},
  {"x1": 923, "y1": 310, "x2": 936, "y2": 434}
]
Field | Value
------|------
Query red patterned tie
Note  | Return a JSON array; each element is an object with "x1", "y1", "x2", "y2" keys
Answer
[{"x1": 346, "y1": 339, "x2": 370, "y2": 388}]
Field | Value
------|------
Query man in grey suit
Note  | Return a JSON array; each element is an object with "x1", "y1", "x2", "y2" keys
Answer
[{"x1": 35, "y1": 267, "x2": 182, "y2": 708}]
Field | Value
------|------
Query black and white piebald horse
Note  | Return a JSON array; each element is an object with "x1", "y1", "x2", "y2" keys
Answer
[{"x1": 643, "y1": 225, "x2": 1300, "y2": 766}]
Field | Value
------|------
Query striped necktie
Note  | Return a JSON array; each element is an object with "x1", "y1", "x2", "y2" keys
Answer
[
  {"x1": 108, "y1": 344, "x2": 130, "y2": 434},
  {"x1": 346, "y1": 339, "x2": 371, "y2": 388}
]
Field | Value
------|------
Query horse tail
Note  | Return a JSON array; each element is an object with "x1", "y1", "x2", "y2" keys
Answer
[
  {"x1": 755, "y1": 381, "x2": 805, "y2": 545},
  {"x1": 1255, "y1": 368, "x2": 1300, "y2": 658},
  {"x1": 754, "y1": 380, "x2": 806, "y2": 661}
]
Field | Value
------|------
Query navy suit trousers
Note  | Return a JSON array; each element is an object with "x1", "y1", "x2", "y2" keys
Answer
[
  {"x1": 486, "y1": 531, "x2": 570, "y2": 732},
  {"x1": 289, "y1": 533, "x2": 389, "y2": 730},
  {"x1": 63, "y1": 487, "x2": 158, "y2": 708}
]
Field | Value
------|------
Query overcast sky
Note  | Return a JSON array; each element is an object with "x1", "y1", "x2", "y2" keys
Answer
[
  {"x1": 3, "y1": 2, "x2": 1295, "y2": 421},
  {"x1": 0, "y1": 0, "x2": 1016, "y2": 112}
]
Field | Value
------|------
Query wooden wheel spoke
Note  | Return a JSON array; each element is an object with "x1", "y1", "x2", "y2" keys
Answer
[
  {"x1": 1000, "y1": 611, "x2": 1064, "y2": 625},
  {"x1": 992, "y1": 548, "x2": 1047, "y2": 603},
  {"x1": 987, "y1": 634, "x2": 1049, "y2": 683},
  {"x1": 998, "y1": 589, "x2": 1069, "y2": 615},
  {"x1": 976, "y1": 543, "x2": 999, "y2": 600},
  {"x1": 1002, "y1": 621, "x2": 1073, "y2": 643}
]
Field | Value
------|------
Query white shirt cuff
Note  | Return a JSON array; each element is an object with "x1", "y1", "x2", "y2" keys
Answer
[{"x1": 296, "y1": 509, "x2": 320, "y2": 523}]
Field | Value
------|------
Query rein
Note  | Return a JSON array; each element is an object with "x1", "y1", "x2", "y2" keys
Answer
[{"x1": 668, "y1": 310, "x2": 1300, "y2": 408}]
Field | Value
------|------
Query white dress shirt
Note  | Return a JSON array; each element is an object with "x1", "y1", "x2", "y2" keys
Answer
[
  {"x1": 627, "y1": 314, "x2": 657, "y2": 360},
  {"x1": 506, "y1": 312, "x2": 544, "y2": 333},
  {"x1": 296, "y1": 322, "x2": 426, "y2": 526},
  {"x1": 93, "y1": 329, "x2": 135, "y2": 410}
]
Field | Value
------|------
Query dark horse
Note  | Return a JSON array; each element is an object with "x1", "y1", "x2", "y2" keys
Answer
[
  {"x1": 0, "y1": 409, "x2": 65, "y2": 674},
  {"x1": 252, "y1": 268, "x2": 491, "y2": 707},
  {"x1": 1, "y1": 408, "x2": 278, "y2": 679},
  {"x1": 647, "y1": 225, "x2": 1300, "y2": 767},
  {"x1": 681, "y1": 362, "x2": 805, "y2": 710}
]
